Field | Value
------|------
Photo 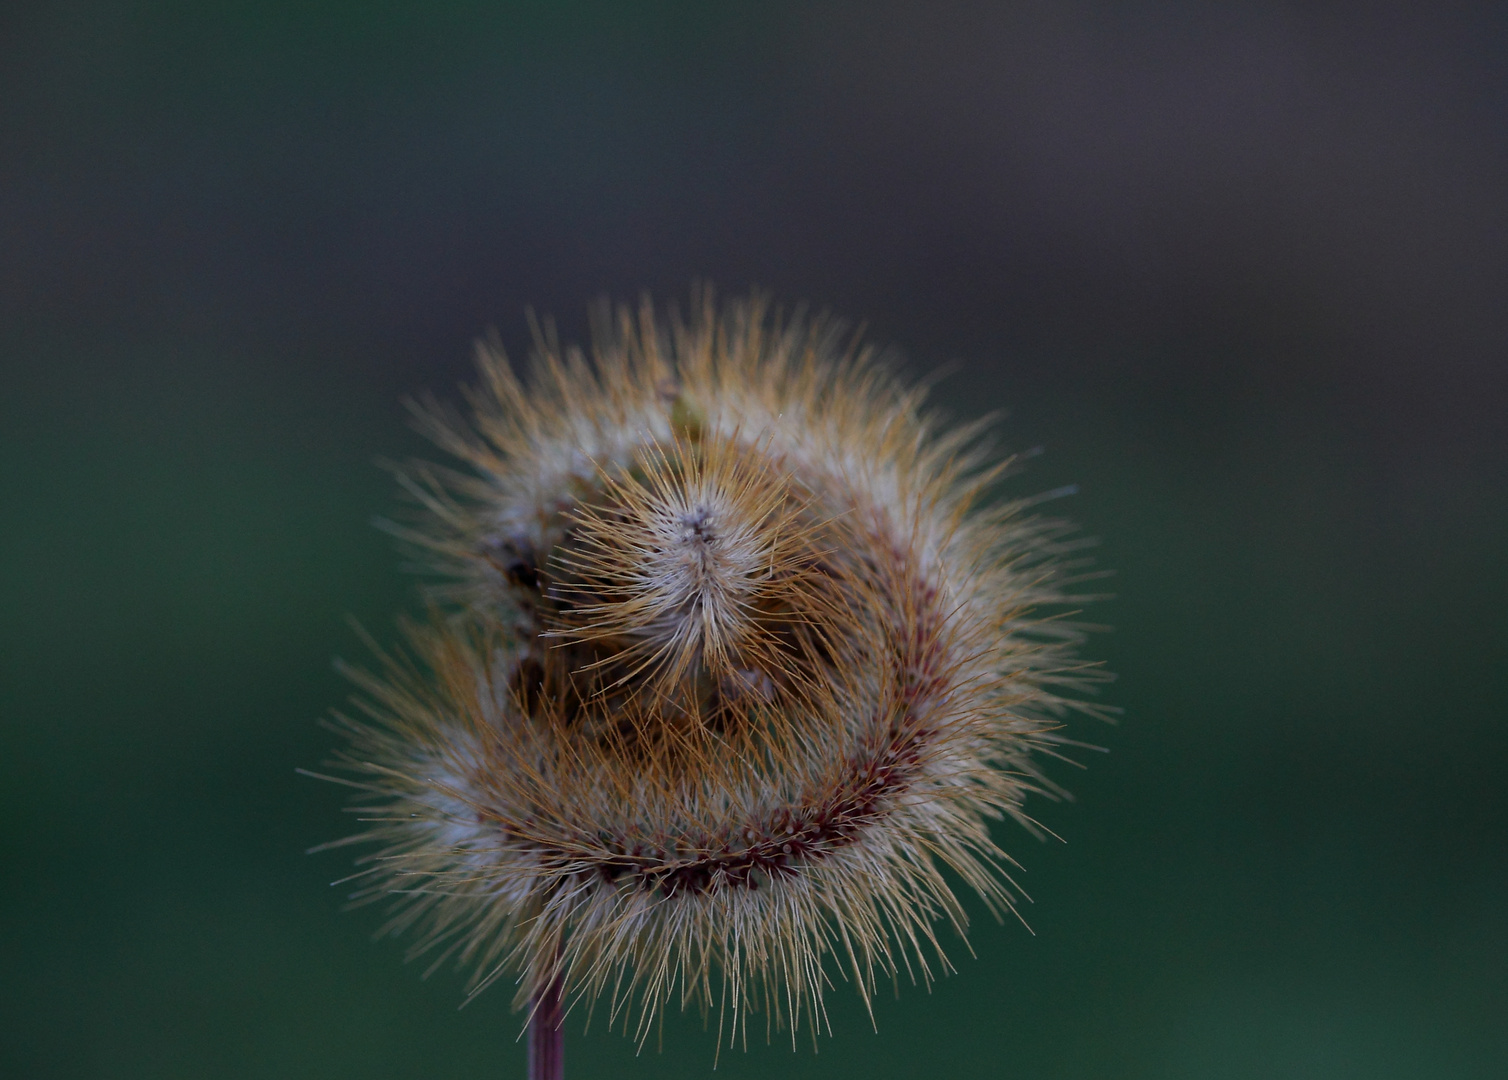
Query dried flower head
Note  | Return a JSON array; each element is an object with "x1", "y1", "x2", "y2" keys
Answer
[{"x1": 313, "y1": 291, "x2": 1108, "y2": 1052}]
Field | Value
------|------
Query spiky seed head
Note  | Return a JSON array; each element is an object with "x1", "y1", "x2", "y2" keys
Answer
[{"x1": 315, "y1": 291, "x2": 1107, "y2": 1049}]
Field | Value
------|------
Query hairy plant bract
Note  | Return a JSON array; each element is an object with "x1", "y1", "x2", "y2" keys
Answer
[{"x1": 311, "y1": 291, "x2": 1109, "y2": 1052}]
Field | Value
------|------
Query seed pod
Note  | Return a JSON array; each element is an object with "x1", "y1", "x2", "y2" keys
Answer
[{"x1": 315, "y1": 291, "x2": 1109, "y2": 1050}]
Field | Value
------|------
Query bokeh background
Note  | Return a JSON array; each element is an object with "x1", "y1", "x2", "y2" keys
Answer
[{"x1": 3, "y1": 3, "x2": 1506, "y2": 1077}]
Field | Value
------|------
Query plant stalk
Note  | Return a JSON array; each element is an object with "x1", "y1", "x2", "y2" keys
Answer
[{"x1": 527, "y1": 972, "x2": 564, "y2": 1080}]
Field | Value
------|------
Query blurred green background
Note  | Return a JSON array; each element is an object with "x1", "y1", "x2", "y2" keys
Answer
[{"x1": 3, "y1": 3, "x2": 1505, "y2": 1077}]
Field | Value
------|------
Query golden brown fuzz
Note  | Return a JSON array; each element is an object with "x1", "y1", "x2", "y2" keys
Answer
[{"x1": 312, "y1": 291, "x2": 1110, "y2": 1050}]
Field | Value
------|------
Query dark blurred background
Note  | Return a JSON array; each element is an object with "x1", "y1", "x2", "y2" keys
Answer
[{"x1": 3, "y1": 2, "x2": 1505, "y2": 1077}]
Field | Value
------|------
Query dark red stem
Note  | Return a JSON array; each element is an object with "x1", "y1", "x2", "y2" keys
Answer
[{"x1": 527, "y1": 972, "x2": 564, "y2": 1080}]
